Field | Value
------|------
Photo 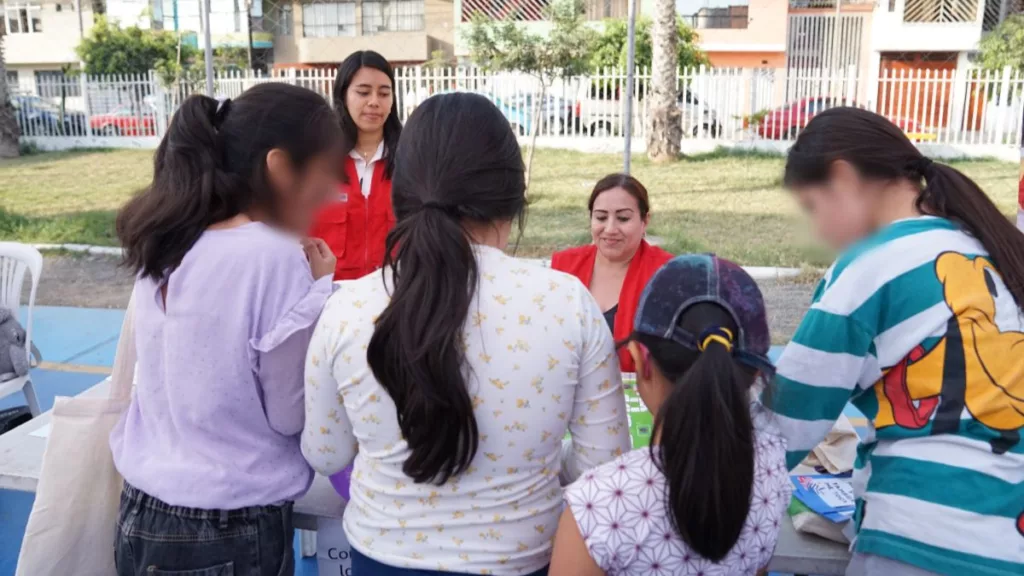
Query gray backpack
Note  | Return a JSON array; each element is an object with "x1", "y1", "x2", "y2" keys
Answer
[{"x1": 0, "y1": 306, "x2": 41, "y2": 381}]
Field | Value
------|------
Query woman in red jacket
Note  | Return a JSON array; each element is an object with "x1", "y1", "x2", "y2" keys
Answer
[
  {"x1": 311, "y1": 51, "x2": 401, "y2": 280},
  {"x1": 551, "y1": 174, "x2": 672, "y2": 372}
]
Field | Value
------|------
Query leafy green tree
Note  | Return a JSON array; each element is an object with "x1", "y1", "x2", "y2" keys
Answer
[
  {"x1": 465, "y1": 0, "x2": 595, "y2": 187},
  {"x1": 979, "y1": 14, "x2": 1024, "y2": 71},
  {"x1": 589, "y1": 17, "x2": 709, "y2": 72},
  {"x1": 76, "y1": 16, "x2": 198, "y2": 77}
]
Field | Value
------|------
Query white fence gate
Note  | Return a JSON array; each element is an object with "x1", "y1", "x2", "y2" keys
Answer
[{"x1": 13, "y1": 65, "x2": 1024, "y2": 157}]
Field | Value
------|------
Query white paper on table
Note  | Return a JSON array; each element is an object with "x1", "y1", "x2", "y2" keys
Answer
[
  {"x1": 317, "y1": 517, "x2": 353, "y2": 576},
  {"x1": 29, "y1": 423, "x2": 51, "y2": 439}
]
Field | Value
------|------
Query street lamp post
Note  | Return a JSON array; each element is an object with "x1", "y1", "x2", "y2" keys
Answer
[
  {"x1": 245, "y1": 0, "x2": 254, "y2": 71},
  {"x1": 201, "y1": 0, "x2": 215, "y2": 95},
  {"x1": 622, "y1": 0, "x2": 638, "y2": 174}
]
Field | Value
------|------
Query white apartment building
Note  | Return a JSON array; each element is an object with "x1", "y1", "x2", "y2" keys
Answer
[{"x1": 3, "y1": 0, "x2": 99, "y2": 95}]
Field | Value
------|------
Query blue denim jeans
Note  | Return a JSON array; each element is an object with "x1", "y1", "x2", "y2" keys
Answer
[
  {"x1": 351, "y1": 548, "x2": 549, "y2": 576},
  {"x1": 114, "y1": 482, "x2": 294, "y2": 576}
]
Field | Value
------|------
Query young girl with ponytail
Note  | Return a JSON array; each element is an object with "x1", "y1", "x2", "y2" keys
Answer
[
  {"x1": 110, "y1": 84, "x2": 341, "y2": 575},
  {"x1": 550, "y1": 254, "x2": 792, "y2": 575},
  {"x1": 768, "y1": 107, "x2": 1024, "y2": 576},
  {"x1": 302, "y1": 92, "x2": 630, "y2": 575}
]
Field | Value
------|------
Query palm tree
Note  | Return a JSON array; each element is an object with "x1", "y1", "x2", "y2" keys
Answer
[
  {"x1": 646, "y1": 0, "x2": 680, "y2": 162},
  {"x1": 0, "y1": 30, "x2": 20, "y2": 158}
]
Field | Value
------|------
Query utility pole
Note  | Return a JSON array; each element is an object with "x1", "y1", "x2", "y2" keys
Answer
[
  {"x1": 201, "y1": 0, "x2": 215, "y2": 95},
  {"x1": 828, "y1": 0, "x2": 842, "y2": 93},
  {"x1": 622, "y1": 0, "x2": 638, "y2": 174},
  {"x1": 245, "y1": 0, "x2": 254, "y2": 71}
]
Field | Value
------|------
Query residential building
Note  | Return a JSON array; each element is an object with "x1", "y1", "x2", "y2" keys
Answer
[
  {"x1": 3, "y1": 0, "x2": 100, "y2": 93},
  {"x1": 453, "y1": 0, "x2": 787, "y2": 68},
  {"x1": 270, "y1": 0, "x2": 455, "y2": 67},
  {"x1": 681, "y1": 0, "x2": 789, "y2": 68},
  {"x1": 453, "y1": 0, "x2": 631, "y2": 58}
]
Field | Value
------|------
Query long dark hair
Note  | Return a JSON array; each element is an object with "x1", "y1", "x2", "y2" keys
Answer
[
  {"x1": 117, "y1": 84, "x2": 340, "y2": 280},
  {"x1": 588, "y1": 173, "x2": 651, "y2": 219},
  {"x1": 634, "y1": 303, "x2": 758, "y2": 562},
  {"x1": 333, "y1": 50, "x2": 401, "y2": 180},
  {"x1": 367, "y1": 92, "x2": 526, "y2": 485},
  {"x1": 785, "y1": 106, "x2": 1024, "y2": 306}
]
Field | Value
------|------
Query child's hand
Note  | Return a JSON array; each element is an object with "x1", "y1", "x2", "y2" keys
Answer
[{"x1": 302, "y1": 238, "x2": 336, "y2": 280}]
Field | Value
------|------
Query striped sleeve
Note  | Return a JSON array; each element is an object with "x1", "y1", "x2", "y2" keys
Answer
[{"x1": 766, "y1": 305, "x2": 876, "y2": 470}]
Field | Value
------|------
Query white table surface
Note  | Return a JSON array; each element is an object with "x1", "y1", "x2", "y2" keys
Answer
[{"x1": 0, "y1": 379, "x2": 849, "y2": 574}]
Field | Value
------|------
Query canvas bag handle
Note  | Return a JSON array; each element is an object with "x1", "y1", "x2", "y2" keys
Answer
[{"x1": 109, "y1": 288, "x2": 137, "y2": 401}]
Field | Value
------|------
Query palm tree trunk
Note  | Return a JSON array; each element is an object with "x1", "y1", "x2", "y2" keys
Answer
[
  {"x1": 646, "y1": 0, "x2": 680, "y2": 162},
  {"x1": 0, "y1": 31, "x2": 21, "y2": 158}
]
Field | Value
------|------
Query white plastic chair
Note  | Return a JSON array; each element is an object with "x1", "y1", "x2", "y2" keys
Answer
[{"x1": 0, "y1": 242, "x2": 43, "y2": 416}]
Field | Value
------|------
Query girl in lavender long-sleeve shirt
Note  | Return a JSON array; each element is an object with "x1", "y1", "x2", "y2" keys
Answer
[{"x1": 108, "y1": 83, "x2": 342, "y2": 576}]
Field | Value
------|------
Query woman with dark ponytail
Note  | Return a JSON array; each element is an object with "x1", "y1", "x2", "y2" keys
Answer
[
  {"x1": 550, "y1": 254, "x2": 790, "y2": 575},
  {"x1": 110, "y1": 84, "x2": 342, "y2": 575},
  {"x1": 302, "y1": 92, "x2": 631, "y2": 575},
  {"x1": 767, "y1": 107, "x2": 1024, "y2": 576}
]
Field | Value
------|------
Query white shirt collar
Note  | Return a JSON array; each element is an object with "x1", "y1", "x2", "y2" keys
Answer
[{"x1": 349, "y1": 140, "x2": 386, "y2": 164}]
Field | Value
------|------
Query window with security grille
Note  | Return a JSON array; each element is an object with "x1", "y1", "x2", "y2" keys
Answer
[
  {"x1": 302, "y1": 1, "x2": 357, "y2": 37},
  {"x1": 362, "y1": 0, "x2": 425, "y2": 33},
  {"x1": 903, "y1": 0, "x2": 979, "y2": 23}
]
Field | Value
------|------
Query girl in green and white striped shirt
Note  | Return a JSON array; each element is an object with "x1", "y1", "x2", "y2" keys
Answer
[{"x1": 768, "y1": 107, "x2": 1024, "y2": 576}]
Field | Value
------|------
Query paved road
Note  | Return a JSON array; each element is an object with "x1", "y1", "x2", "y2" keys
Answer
[{"x1": 29, "y1": 255, "x2": 816, "y2": 343}]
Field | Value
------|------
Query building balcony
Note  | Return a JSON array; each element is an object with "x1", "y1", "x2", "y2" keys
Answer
[{"x1": 460, "y1": 0, "x2": 630, "y2": 22}]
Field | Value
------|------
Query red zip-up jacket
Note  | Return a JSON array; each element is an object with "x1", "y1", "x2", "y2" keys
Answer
[
  {"x1": 311, "y1": 156, "x2": 395, "y2": 281},
  {"x1": 551, "y1": 240, "x2": 673, "y2": 372}
]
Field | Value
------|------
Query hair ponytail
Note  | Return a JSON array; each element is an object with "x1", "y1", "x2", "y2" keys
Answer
[
  {"x1": 117, "y1": 95, "x2": 241, "y2": 280},
  {"x1": 785, "y1": 106, "x2": 1024, "y2": 307},
  {"x1": 638, "y1": 303, "x2": 757, "y2": 562},
  {"x1": 117, "y1": 84, "x2": 341, "y2": 280},
  {"x1": 366, "y1": 92, "x2": 525, "y2": 485},
  {"x1": 918, "y1": 161, "x2": 1024, "y2": 306},
  {"x1": 367, "y1": 208, "x2": 480, "y2": 484}
]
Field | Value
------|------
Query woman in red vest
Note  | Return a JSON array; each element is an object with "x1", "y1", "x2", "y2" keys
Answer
[
  {"x1": 551, "y1": 174, "x2": 672, "y2": 372},
  {"x1": 311, "y1": 51, "x2": 401, "y2": 280}
]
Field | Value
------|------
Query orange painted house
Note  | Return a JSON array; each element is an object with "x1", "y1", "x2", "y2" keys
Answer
[{"x1": 679, "y1": 0, "x2": 790, "y2": 68}]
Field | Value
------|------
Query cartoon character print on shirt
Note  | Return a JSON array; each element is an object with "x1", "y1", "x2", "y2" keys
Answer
[{"x1": 874, "y1": 252, "x2": 1024, "y2": 456}]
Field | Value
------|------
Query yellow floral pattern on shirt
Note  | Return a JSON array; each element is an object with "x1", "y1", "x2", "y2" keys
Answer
[{"x1": 301, "y1": 246, "x2": 630, "y2": 575}]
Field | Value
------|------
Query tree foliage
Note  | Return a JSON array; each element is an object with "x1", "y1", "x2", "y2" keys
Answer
[
  {"x1": 979, "y1": 14, "x2": 1024, "y2": 71},
  {"x1": 76, "y1": 16, "x2": 198, "y2": 76},
  {"x1": 589, "y1": 17, "x2": 709, "y2": 72},
  {"x1": 466, "y1": 0, "x2": 594, "y2": 81},
  {"x1": 465, "y1": 0, "x2": 595, "y2": 187}
]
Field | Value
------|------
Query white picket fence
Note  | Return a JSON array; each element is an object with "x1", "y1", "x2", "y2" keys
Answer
[{"x1": 12, "y1": 65, "x2": 1024, "y2": 156}]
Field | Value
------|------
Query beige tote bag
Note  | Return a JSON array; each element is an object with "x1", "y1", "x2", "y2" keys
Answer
[{"x1": 16, "y1": 290, "x2": 137, "y2": 576}]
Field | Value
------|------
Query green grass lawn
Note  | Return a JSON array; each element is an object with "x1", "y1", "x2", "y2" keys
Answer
[{"x1": 0, "y1": 148, "x2": 1017, "y2": 267}]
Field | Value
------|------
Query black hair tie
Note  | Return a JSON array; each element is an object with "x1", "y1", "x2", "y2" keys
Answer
[
  {"x1": 421, "y1": 201, "x2": 454, "y2": 216},
  {"x1": 910, "y1": 156, "x2": 934, "y2": 178}
]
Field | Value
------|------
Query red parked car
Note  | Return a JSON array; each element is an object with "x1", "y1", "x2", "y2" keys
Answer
[
  {"x1": 757, "y1": 97, "x2": 932, "y2": 140},
  {"x1": 90, "y1": 103, "x2": 158, "y2": 137}
]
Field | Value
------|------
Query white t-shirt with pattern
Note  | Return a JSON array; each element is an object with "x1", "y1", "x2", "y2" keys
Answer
[
  {"x1": 302, "y1": 244, "x2": 633, "y2": 575},
  {"x1": 564, "y1": 403, "x2": 791, "y2": 575}
]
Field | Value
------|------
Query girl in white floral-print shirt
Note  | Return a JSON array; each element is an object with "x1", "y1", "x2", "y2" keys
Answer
[
  {"x1": 551, "y1": 254, "x2": 792, "y2": 576},
  {"x1": 301, "y1": 93, "x2": 631, "y2": 576}
]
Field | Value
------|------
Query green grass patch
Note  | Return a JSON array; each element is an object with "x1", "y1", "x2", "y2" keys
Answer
[{"x1": 0, "y1": 148, "x2": 1016, "y2": 267}]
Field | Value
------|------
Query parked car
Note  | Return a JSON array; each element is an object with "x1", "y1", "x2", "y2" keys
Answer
[
  {"x1": 435, "y1": 90, "x2": 572, "y2": 137},
  {"x1": 89, "y1": 102, "x2": 158, "y2": 137},
  {"x1": 757, "y1": 97, "x2": 933, "y2": 140},
  {"x1": 502, "y1": 93, "x2": 575, "y2": 135},
  {"x1": 11, "y1": 95, "x2": 87, "y2": 136},
  {"x1": 576, "y1": 86, "x2": 721, "y2": 138}
]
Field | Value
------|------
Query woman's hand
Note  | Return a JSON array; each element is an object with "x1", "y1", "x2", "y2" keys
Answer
[{"x1": 302, "y1": 237, "x2": 337, "y2": 280}]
